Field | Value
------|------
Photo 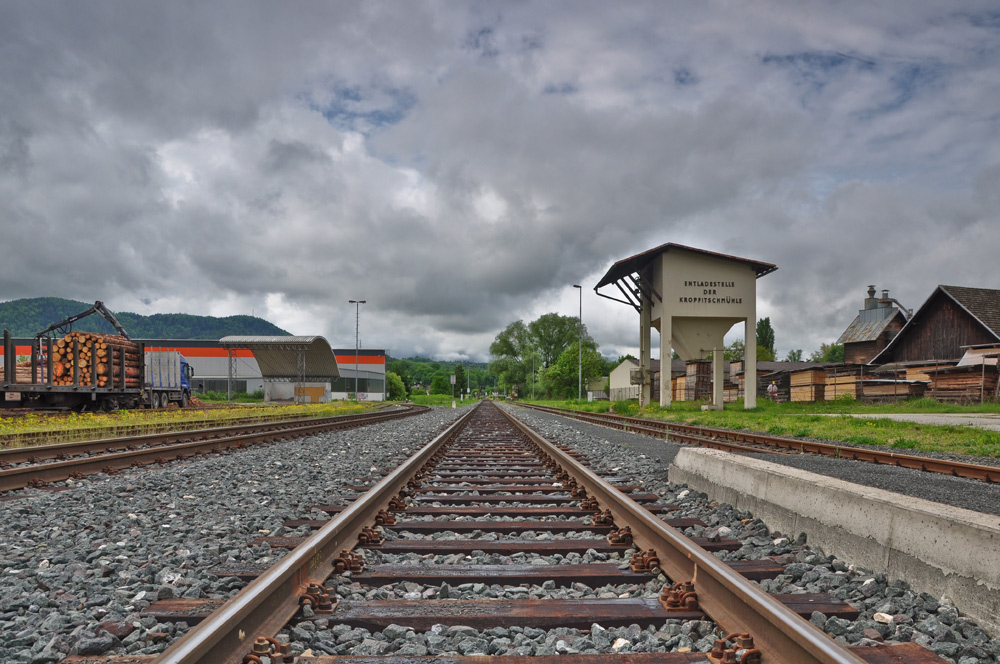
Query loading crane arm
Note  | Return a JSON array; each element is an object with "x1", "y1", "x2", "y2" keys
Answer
[{"x1": 34, "y1": 301, "x2": 131, "y2": 341}]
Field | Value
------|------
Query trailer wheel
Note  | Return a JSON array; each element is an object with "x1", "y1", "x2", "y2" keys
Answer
[
  {"x1": 151, "y1": 392, "x2": 161, "y2": 409},
  {"x1": 101, "y1": 398, "x2": 120, "y2": 412}
]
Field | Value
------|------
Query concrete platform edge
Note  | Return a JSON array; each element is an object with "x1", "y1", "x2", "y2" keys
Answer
[{"x1": 669, "y1": 447, "x2": 1000, "y2": 636}]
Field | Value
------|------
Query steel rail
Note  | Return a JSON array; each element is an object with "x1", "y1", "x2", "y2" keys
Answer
[
  {"x1": 0, "y1": 409, "x2": 312, "y2": 450},
  {"x1": 499, "y1": 405, "x2": 869, "y2": 664},
  {"x1": 520, "y1": 403, "x2": 1000, "y2": 484},
  {"x1": 152, "y1": 405, "x2": 477, "y2": 664},
  {"x1": 0, "y1": 407, "x2": 429, "y2": 492}
]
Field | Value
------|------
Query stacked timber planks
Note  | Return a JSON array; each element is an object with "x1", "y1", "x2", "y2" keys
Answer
[
  {"x1": 47, "y1": 332, "x2": 141, "y2": 388},
  {"x1": 789, "y1": 369, "x2": 825, "y2": 402},
  {"x1": 857, "y1": 379, "x2": 928, "y2": 401},
  {"x1": 685, "y1": 361, "x2": 712, "y2": 401},
  {"x1": 672, "y1": 375, "x2": 686, "y2": 401},
  {"x1": 928, "y1": 366, "x2": 1000, "y2": 403},
  {"x1": 824, "y1": 366, "x2": 863, "y2": 400},
  {"x1": 906, "y1": 363, "x2": 955, "y2": 383}
]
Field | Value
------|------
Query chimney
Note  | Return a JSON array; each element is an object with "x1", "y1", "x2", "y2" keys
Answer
[
  {"x1": 865, "y1": 285, "x2": 878, "y2": 310},
  {"x1": 879, "y1": 289, "x2": 890, "y2": 308}
]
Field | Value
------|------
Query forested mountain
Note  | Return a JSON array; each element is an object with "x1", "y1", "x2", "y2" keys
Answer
[{"x1": 0, "y1": 297, "x2": 288, "y2": 339}]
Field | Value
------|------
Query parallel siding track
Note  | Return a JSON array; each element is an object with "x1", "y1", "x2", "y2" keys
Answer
[
  {"x1": 519, "y1": 404, "x2": 1000, "y2": 484},
  {"x1": 1, "y1": 407, "x2": 428, "y2": 493}
]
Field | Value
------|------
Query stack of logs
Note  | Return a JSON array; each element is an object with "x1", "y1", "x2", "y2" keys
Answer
[{"x1": 14, "y1": 332, "x2": 141, "y2": 387}]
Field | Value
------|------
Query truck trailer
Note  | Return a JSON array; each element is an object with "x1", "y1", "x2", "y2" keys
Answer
[{"x1": 0, "y1": 302, "x2": 192, "y2": 411}]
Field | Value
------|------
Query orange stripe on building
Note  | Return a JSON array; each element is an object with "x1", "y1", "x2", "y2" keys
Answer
[{"x1": 335, "y1": 355, "x2": 385, "y2": 365}]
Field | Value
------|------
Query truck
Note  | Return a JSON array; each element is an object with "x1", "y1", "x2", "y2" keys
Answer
[
  {"x1": 1, "y1": 301, "x2": 193, "y2": 411},
  {"x1": 144, "y1": 350, "x2": 194, "y2": 409}
]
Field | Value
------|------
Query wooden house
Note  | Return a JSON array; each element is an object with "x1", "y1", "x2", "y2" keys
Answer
[{"x1": 872, "y1": 285, "x2": 1000, "y2": 364}]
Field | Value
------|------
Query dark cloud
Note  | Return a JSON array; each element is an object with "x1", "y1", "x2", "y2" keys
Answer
[{"x1": 0, "y1": 1, "x2": 997, "y2": 362}]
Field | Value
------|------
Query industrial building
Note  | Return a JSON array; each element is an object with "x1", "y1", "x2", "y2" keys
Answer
[{"x1": 2, "y1": 337, "x2": 387, "y2": 402}]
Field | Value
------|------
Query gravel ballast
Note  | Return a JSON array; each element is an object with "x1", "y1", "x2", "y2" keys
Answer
[
  {"x1": 499, "y1": 404, "x2": 1000, "y2": 663},
  {"x1": 3, "y1": 402, "x2": 998, "y2": 663},
  {"x1": 0, "y1": 406, "x2": 467, "y2": 663}
]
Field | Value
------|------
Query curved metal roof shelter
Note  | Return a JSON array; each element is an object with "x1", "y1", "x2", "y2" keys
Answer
[{"x1": 218, "y1": 336, "x2": 339, "y2": 380}]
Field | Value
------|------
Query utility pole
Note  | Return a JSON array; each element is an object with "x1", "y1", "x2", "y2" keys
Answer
[
  {"x1": 573, "y1": 284, "x2": 582, "y2": 400},
  {"x1": 349, "y1": 299, "x2": 366, "y2": 398}
]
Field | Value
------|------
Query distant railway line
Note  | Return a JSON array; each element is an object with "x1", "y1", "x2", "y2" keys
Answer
[
  {"x1": 0, "y1": 405, "x2": 427, "y2": 493},
  {"x1": 518, "y1": 403, "x2": 1000, "y2": 484}
]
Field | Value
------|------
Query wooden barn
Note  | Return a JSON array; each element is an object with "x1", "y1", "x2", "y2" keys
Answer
[
  {"x1": 871, "y1": 285, "x2": 1000, "y2": 364},
  {"x1": 836, "y1": 285, "x2": 908, "y2": 364}
]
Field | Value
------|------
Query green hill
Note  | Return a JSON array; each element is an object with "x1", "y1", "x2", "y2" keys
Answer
[{"x1": 0, "y1": 297, "x2": 288, "y2": 339}]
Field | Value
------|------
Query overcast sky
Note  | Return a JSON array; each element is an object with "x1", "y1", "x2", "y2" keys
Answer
[{"x1": 2, "y1": 2, "x2": 998, "y2": 362}]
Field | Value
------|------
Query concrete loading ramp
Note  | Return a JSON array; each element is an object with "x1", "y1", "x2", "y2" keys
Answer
[{"x1": 669, "y1": 447, "x2": 1000, "y2": 636}]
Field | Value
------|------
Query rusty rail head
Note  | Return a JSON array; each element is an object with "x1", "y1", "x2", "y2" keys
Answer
[
  {"x1": 499, "y1": 405, "x2": 869, "y2": 664},
  {"x1": 152, "y1": 405, "x2": 476, "y2": 664}
]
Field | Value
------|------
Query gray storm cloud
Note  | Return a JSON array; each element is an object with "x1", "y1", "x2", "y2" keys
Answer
[{"x1": 0, "y1": 1, "x2": 997, "y2": 361}]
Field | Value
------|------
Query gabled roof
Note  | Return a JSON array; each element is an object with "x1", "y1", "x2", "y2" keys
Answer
[
  {"x1": 595, "y1": 243, "x2": 777, "y2": 289},
  {"x1": 836, "y1": 309, "x2": 903, "y2": 345},
  {"x1": 940, "y1": 285, "x2": 1000, "y2": 337},
  {"x1": 870, "y1": 286, "x2": 1000, "y2": 364}
]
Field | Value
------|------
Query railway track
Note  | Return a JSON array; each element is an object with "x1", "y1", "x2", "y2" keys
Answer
[
  {"x1": 0, "y1": 405, "x2": 378, "y2": 448},
  {"x1": 71, "y1": 400, "x2": 950, "y2": 664},
  {"x1": 519, "y1": 403, "x2": 1000, "y2": 484},
  {"x1": 0, "y1": 406, "x2": 428, "y2": 493}
]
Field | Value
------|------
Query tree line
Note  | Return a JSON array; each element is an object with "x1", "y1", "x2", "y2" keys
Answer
[
  {"x1": 0, "y1": 297, "x2": 289, "y2": 338},
  {"x1": 385, "y1": 357, "x2": 493, "y2": 400},
  {"x1": 488, "y1": 313, "x2": 617, "y2": 399},
  {"x1": 382, "y1": 316, "x2": 848, "y2": 401}
]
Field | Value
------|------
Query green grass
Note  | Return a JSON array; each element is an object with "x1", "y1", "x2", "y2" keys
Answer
[
  {"x1": 515, "y1": 396, "x2": 1000, "y2": 460},
  {"x1": 200, "y1": 389, "x2": 265, "y2": 403},
  {"x1": 409, "y1": 394, "x2": 481, "y2": 407}
]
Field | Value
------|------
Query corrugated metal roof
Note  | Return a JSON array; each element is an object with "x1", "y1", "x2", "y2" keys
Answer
[
  {"x1": 836, "y1": 312, "x2": 900, "y2": 345},
  {"x1": 219, "y1": 335, "x2": 322, "y2": 346},
  {"x1": 218, "y1": 335, "x2": 339, "y2": 379}
]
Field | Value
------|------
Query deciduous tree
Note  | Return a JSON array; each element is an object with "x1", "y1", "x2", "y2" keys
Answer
[
  {"x1": 489, "y1": 320, "x2": 533, "y2": 393},
  {"x1": 386, "y1": 371, "x2": 407, "y2": 400},
  {"x1": 529, "y1": 313, "x2": 582, "y2": 368}
]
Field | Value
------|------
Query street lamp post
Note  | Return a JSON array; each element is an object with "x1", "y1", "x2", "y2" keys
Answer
[
  {"x1": 573, "y1": 284, "x2": 582, "y2": 401},
  {"x1": 348, "y1": 299, "x2": 366, "y2": 398}
]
